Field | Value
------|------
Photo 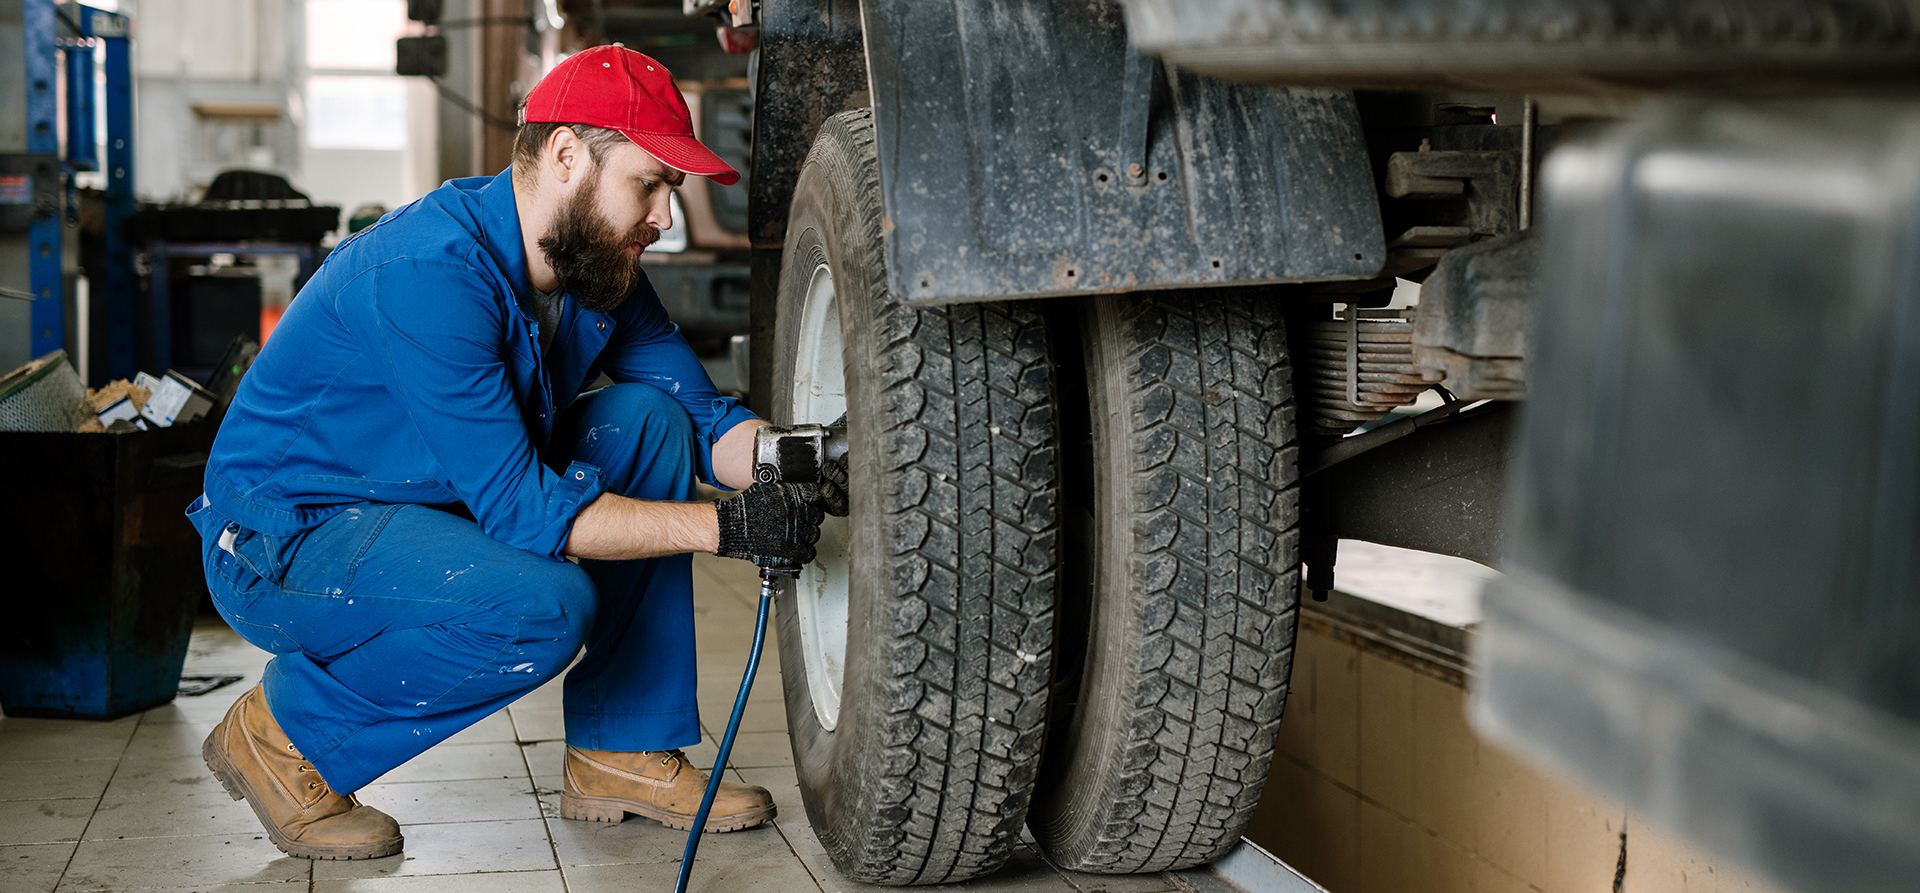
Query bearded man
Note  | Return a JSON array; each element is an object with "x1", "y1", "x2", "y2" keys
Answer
[{"x1": 187, "y1": 47, "x2": 836, "y2": 860}]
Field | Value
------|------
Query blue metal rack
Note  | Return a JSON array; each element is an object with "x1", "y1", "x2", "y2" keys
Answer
[
  {"x1": 80, "y1": 4, "x2": 137, "y2": 382},
  {"x1": 24, "y1": 0, "x2": 61, "y2": 360},
  {"x1": 16, "y1": 0, "x2": 133, "y2": 379}
]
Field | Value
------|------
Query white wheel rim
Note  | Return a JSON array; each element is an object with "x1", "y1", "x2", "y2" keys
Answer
[{"x1": 792, "y1": 262, "x2": 850, "y2": 731}]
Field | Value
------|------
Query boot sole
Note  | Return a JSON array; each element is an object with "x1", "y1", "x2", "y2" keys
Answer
[
  {"x1": 202, "y1": 730, "x2": 404, "y2": 860},
  {"x1": 559, "y1": 791, "x2": 775, "y2": 832}
]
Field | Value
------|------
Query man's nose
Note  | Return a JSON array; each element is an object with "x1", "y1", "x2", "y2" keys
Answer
[{"x1": 647, "y1": 193, "x2": 674, "y2": 230}]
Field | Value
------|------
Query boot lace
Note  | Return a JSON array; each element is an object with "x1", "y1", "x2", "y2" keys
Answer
[{"x1": 290, "y1": 742, "x2": 327, "y2": 791}]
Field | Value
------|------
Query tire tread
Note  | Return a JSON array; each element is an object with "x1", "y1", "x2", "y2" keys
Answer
[
  {"x1": 789, "y1": 109, "x2": 1060, "y2": 885},
  {"x1": 1037, "y1": 294, "x2": 1300, "y2": 873}
]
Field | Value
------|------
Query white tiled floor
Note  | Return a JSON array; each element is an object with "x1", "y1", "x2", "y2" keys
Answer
[{"x1": 0, "y1": 554, "x2": 1179, "y2": 893}]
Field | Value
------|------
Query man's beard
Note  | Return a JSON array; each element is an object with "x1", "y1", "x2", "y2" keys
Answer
[{"x1": 538, "y1": 181, "x2": 660, "y2": 313}]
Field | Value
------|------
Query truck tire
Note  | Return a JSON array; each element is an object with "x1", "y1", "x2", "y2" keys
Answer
[
  {"x1": 1029, "y1": 294, "x2": 1302, "y2": 873},
  {"x1": 769, "y1": 108, "x2": 1062, "y2": 885}
]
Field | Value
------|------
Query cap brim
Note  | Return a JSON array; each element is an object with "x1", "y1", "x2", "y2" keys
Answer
[{"x1": 626, "y1": 131, "x2": 742, "y2": 186}]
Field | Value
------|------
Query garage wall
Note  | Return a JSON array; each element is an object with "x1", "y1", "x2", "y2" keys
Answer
[
  {"x1": 125, "y1": 0, "x2": 297, "y2": 202},
  {"x1": 1246, "y1": 598, "x2": 1794, "y2": 893},
  {"x1": 302, "y1": 0, "x2": 438, "y2": 224},
  {"x1": 120, "y1": 0, "x2": 437, "y2": 223}
]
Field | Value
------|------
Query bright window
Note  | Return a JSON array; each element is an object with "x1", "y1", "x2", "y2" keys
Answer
[
  {"x1": 306, "y1": 0, "x2": 408, "y2": 71},
  {"x1": 306, "y1": 76, "x2": 407, "y2": 150}
]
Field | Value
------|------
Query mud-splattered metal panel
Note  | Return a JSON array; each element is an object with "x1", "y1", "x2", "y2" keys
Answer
[
  {"x1": 1122, "y1": 0, "x2": 1920, "y2": 93},
  {"x1": 749, "y1": 0, "x2": 868, "y2": 248},
  {"x1": 1482, "y1": 97, "x2": 1920, "y2": 893},
  {"x1": 861, "y1": 0, "x2": 1383, "y2": 305}
]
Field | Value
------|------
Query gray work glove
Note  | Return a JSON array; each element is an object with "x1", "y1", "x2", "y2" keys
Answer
[
  {"x1": 819, "y1": 458, "x2": 849, "y2": 517},
  {"x1": 716, "y1": 483, "x2": 827, "y2": 566}
]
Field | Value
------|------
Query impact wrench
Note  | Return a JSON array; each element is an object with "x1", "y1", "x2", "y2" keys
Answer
[{"x1": 672, "y1": 423, "x2": 846, "y2": 893}]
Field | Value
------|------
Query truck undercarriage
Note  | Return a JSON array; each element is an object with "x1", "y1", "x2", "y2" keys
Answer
[{"x1": 663, "y1": 0, "x2": 1920, "y2": 887}]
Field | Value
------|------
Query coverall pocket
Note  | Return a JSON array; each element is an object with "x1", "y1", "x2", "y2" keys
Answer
[
  {"x1": 276, "y1": 503, "x2": 404, "y2": 597},
  {"x1": 186, "y1": 496, "x2": 271, "y2": 589},
  {"x1": 226, "y1": 525, "x2": 304, "y2": 588},
  {"x1": 186, "y1": 498, "x2": 303, "y2": 654}
]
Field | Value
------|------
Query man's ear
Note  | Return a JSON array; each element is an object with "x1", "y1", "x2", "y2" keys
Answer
[{"x1": 545, "y1": 126, "x2": 584, "y2": 185}]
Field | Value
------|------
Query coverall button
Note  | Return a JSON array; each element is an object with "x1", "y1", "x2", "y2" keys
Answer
[
  {"x1": 574, "y1": 471, "x2": 586, "y2": 480},
  {"x1": 596, "y1": 321, "x2": 606, "y2": 330}
]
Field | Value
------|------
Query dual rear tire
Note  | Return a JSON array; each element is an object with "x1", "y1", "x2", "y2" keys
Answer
[
  {"x1": 769, "y1": 109, "x2": 1302, "y2": 884},
  {"x1": 1030, "y1": 295, "x2": 1303, "y2": 873}
]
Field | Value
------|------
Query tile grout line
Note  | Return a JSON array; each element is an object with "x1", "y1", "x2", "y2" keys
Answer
[
  {"x1": 51, "y1": 708, "x2": 144, "y2": 893},
  {"x1": 679, "y1": 564, "x2": 817, "y2": 889},
  {"x1": 721, "y1": 572, "x2": 826, "y2": 889},
  {"x1": 731, "y1": 764, "x2": 829, "y2": 893},
  {"x1": 515, "y1": 723, "x2": 573, "y2": 893}
]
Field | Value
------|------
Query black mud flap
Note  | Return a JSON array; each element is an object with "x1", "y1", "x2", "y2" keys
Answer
[{"x1": 860, "y1": 0, "x2": 1384, "y2": 304}]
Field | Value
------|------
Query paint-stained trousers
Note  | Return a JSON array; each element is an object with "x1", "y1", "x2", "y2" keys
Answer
[{"x1": 187, "y1": 383, "x2": 704, "y2": 794}]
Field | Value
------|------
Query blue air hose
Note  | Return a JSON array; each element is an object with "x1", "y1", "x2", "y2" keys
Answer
[{"x1": 673, "y1": 564, "x2": 783, "y2": 893}]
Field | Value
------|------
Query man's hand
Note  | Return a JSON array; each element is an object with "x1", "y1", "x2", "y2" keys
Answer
[{"x1": 716, "y1": 483, "x2": 827, "y2": 566}]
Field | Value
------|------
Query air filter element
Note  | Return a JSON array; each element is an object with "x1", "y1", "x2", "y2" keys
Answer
[{"x1": 0, "y1": 350, "x2": 90, "y2": 432}]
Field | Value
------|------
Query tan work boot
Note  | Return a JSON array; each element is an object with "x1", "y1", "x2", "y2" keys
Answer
[
  {"x1": 202, "y1": 685, "x2": 403, "y2": 860},
  {"x1": 560, "y1": 747, "x2": 775, "y2": 832}
]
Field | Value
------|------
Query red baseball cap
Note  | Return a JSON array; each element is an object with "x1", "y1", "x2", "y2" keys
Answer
[{"x1": 522, "y1": 45, "x2": 741, "y2": 186}]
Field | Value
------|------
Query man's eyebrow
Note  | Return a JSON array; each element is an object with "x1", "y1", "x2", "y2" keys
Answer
[{"x1": 640, "y1": 167, "x2": 686, "y2": 187}]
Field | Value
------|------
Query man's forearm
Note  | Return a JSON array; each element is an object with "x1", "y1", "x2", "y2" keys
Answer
[
  {"x1": 563, "y1": 418, "x2": 769, "y2": 561},
  {"x1": 712, "y1": 418, "x2": 769, "y2": 491},
  {"x1": 564, "y1": 493, "x2": 719, "y2": 560}
]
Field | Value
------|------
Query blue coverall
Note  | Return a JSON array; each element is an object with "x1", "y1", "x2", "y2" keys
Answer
[{"x1": 187, "y1": 169, "x2": 757, "y2": 794}]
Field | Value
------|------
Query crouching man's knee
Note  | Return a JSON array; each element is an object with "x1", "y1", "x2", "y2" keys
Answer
[
  {"x1": 499, "y1": 561, "x2": 596, "y2": 684},
  {"x1": 606, "y1": 382, "x2": 696, "y2": 450},
  {"x1": 554, "y1": 383, "x2": 699, "y2": 501}
]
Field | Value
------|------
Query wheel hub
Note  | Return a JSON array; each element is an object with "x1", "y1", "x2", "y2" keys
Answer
[{"x1": 791, "y1": 262, "x2": 850, "y2": 731}]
